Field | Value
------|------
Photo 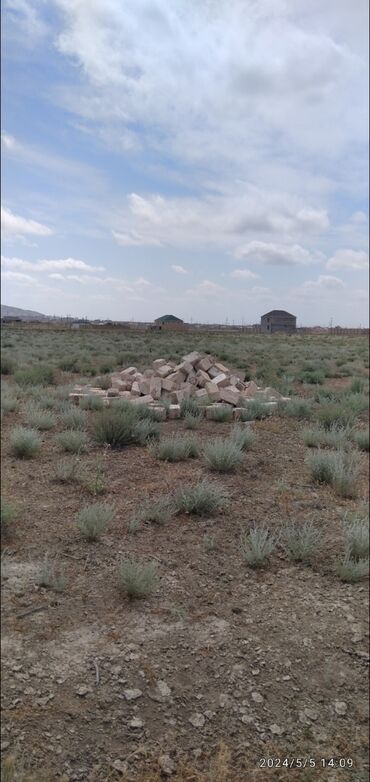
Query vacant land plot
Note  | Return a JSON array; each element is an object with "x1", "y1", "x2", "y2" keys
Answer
[{"x1": 1, "y1": 327, "x2": 369, "y2": 782}]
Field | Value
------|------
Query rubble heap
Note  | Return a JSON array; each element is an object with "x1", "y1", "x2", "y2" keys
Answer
[{"x1": 69, "y1": 350, "x2": 289, "y2": 419}]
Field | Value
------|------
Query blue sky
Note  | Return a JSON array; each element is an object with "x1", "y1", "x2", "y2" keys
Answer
[{"x1": 1, "y1": 0, "x2": 369, "y2": 325}]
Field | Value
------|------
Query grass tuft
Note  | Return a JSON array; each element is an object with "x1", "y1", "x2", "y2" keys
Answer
[
  {"x1": 24, "y1": 404, "x2": 56, "y2": 431},
  {"x1": 352, "y1": 428, "x2": 369, "y2": 452},
  {"x1": 335, "y1": 553, "x2": 369, "y2": 582},
  {"x1": 203, "y1": 438, "x2": 243, "y2": 472},
  {"x1": 10, "y1": 427, "x2": 41, "y2": 458},
  {"x1": 1, "y1": 498, "x2": 16, "y2": 535},
  {"x1": 281, "y1": 521, "x2": 322, "y2": 563},
  {"x1": 229, "y1": 425, "x2": 256, "y2": 451},
  {"x1": 306, "y1": 449, "x2": 360, "y2": 497},
  {"x1": 175, "y1": 480, "x2": 226, "y2": 516},
  {"x1": 240, "y1": 525, "x2": 276, "y2": 568},
  {"x1": 35, "y1": 555, "x2": 67, "y2": 592},
  {"x1": 118, "y1": 558, "x2": 158, "y2": 599},
  {"x1": 152, "y1": 435, "x2": 199, "y2": 462},
  {"x1": 76, "y1": 502, "x2": 115, "y2": 541},
  {"x1": 60, "y1": 407, "x2": 88, "y2": 430},
  {"x1": 56, "y1": 430, "x2": 89, "y2": 453}
]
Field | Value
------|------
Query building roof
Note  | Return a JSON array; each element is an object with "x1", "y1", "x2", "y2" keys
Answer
[
  {"x1": 261, "y1": 310, "x2": 296, "y2": 318},
  {"x1": 154, "y1": 314, "x2": 183, "y2": 323}
]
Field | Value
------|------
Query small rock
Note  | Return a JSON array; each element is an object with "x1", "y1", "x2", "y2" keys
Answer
[
  {"x1": 270, "y1": 723, "x2": 284, "y2": 735},
  {"x1": 156, "y1": 680, "x2": 171, "y2": 698},
  {"x1": 251, "y1": 692, "x2": 264, "y2": 704},
  {"x1": 129, "y1": 717, "x2": 144, "y2": 729},
  {"x1": 111, "y1": 759, "x2": 128, "y2": 774},
  {"x1": 189, "y1": 713, "x2": 205, "y2": 728},
  {"x1": 158, "y1": 754, "x2": 176, "y2": 776},
  {"x1": 123, "y1": 688, "x2": 143, "y2": 701},
  {"x1": 334, "y1": 701, "x2": 347, "y2": 716},
  {"x1": 304, "y1": 708, "x2": 318, "y2": 721},
  {"x1": 75, "y1": 686, "x2": 92, "y2": 697}
]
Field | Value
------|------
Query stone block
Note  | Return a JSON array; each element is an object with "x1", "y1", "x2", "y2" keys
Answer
[
  {"x1": 175, "y1": 360, "x2": 193, "y2": 376},
  {"x1": 196, "y1": 369, "x2": 210, "y2": 387},
  {"x1": 197, "y1": 356, "x2": 212, "y2": 372},
  {"x1": 143, "y1": 368, "x2": 155, "y2": 378},
  {"x1": 195, "y1": 388, "x2": 208, "y2": 399},
  {"x1": 168, "y1": 404, "x2": 181, "y2": 419},
  {"x1": 130, "y1": 394, "x2": 154, "y2": 406},
  {"x1": 230, "y1": 375, "x2": 244, "y2": 390},
  {"x1": 165, "y1": 370, "x2": 186, "y2": 387},
  {"x1": 211, "y1": 373, "x2": 230, "y2": 388},
  {"x1": 219, "y1": 386, "x2": 240, "y2": 406},
  {"x1": 119, "y1": 391, "x2": 134, "y2": 398},
  {"x1": 182, "y1": 351, "x2": 202, "y2": 365},
  {"x1": 233, "y1": 407, "x2": 245, "y2": 420},
  {"x1": 180, "y1": 383, "x2": 195, "y2": 397},
  {"x1": 264, "y1": 387, "x2": 283, "y2": 400},
  {"x1": 139, "y1": 379, "x2": 151, "y2": 395},
  {"x1": 149, "y1": 376, "x2": 162, "y2": 400},
  {"x1": 208, "y1": 366, "x2": 221, "y2": 379},
  {"x1": 240, "y1": 381, "x2": 259, "y2": 399},
  {"x1": 162, "y1": 377, "x2": 176, "y2": 392},
  {"x1": 214, "y1": 361, "x2": 230, "y2": 374},
  {"x1": 107, "y1": 388, "x2": 119, "y2": 397},
  {"x1": 119, "y1": 366, "x2": 137, "y2": 378},
  {"x1": 156, "y1": 364, "x2": 173, "y2": 379},
  {"x1": 205, "y1": 382, "x2": 221, "y2": 401},
  {"x1": 131, "y1": 381, "x2": 141, "y2": 397},
  {"x1": 205, "y1": 404, "x2": 230, "y2": 420},
  {"x1": 152, "y1": 359, "x2": 167, "y2": 369},
  {"x1": 151, "y1": 406, "x2": 167, "y2": 420}
]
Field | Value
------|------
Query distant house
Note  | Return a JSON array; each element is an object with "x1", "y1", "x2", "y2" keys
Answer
[
  {"x1": 153, "y1": 314, "x2": 185, "y2": 330},
  {"x1": 261, "y1": 310, "x2": 296, "y2": 334}
]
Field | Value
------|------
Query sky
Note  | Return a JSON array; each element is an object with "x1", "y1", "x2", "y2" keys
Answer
[{"x1": 1, "y1": 0, "x2": 369, "y2": 326}]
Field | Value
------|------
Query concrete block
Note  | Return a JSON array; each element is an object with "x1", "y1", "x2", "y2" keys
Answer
[
  {"x1": 162, "y1": 377, "x2": 176, "y2": 392},
  {"x1": 214, "y1": 361, "x2": 230, "y2": 374},
  {"x1": 175, "y1": 360, "x2": 193, "y2": 376},
  {"x1": 195, "y1": 388, "x2": 208, "y2": 399},
  {"x1": 197, "y1": 356, "x2": 212, "y2": 372},
  {"x1": 240, "y1": 381, "x2": 259, "y2": 399},
  {"x1": 220, "y1": 386, "x2": 240, "y2": 406},
  {"x1": 119, "y1": 366, "x2": 137, "y2": 378},
  {"x1": 205, "y1": 382, "x2": 221, "y2": 402},
  {"x1": 196, "y1": 369, "x2": 210, "y2": 387},
  {"x1": 156, "y1": 364, "x2": 173, "y2": 379},
  {"x1": 211, "y1": 372, "x2": 230, "y2": 388},
  {"x1": 168, "y1": 404, "x2": 181, "y2": 419},
  {"x1": 139, "y1": 379, "x2": 151, "y2": 395},
  {"x1": 208, "y1": 365, "x2": 221, "y2": 379},
  {"x1": 149, "y1": 376, "x2": 162, "y2": 400},
  {"x1": 182, "y1": 351, "x2": 202, "y2": 365},
  {"x1": 166, "y1": 370, "x2": 186, "y2": 387},
  {"x1": 152, "y1": 359, "x2": 167, "y2": 369},
  {"x1": 131, "y1": 381, "x2": 141, "y2": 397}
]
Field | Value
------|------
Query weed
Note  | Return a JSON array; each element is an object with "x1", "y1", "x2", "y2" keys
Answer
[
  {"x1": 203, "y1": 533, "x2": 217, "y2": 551},
  {"x1": 240, "y1": 399, "x2": 271, "y2": 420},
  {"x1": 175, "y1": 480, "x2": 226, "y2": 516},
  {"x1": 281, "y1": 521, "x2": 323, "y2": 563},
  {"x1": 352, "y1": 429, "x2": 369, "y2": 451},
  {"x1": 94, "y1": 375, "x2": 111, "y2": 390},
  {"x1": 59, "y1": 406, "x2": 87, "y2": 431},
  {"x1": 350, "y1": 377, "x2": 365, "y2": 393},
  {"x1": 153, "y1": 435, "x2": 199, "y2": 462},
  {"x1": 35, "y1": 555, "x2": 67, "y2": 592},
  {"x1": 76, "y1": 502, "x2": 115, "y2": 540},
  {"x1": 303, "y1": 424, "x2": 353, "y2": 450},
  {"x1": 184, "y1": 411, "x2": 203, "y2": 429},
  {"x1": 203, "y1": 438, "x2": 243, "y2": 472},
  {"x1": 240, "y1": 525, "x2": 276, "y2": 568},
  {"x1": 180, "y1": 397, "x2": 200, "y2": 418},
  {"x1": 298, "y1": 369, "x2": 325, "y2": 385},
  {"x1": 307, "y1": 450, "x2": 360, "y2": 498},
  {"x1": 279, "y1": 397, "x2": 312, "y2": 419},
  {"x1": 335, "y1": 553, "x2": 369, "y2": 582},
  {"x1": 24, "y1": 404, "x2": 56, "y2": 431},
  {"x1": 14, "y1": 364, "x2": 55, "y2": 387},
  {"x1": 57, "y1": 429, "x2": 89, "y2": 453},
  {"x1": 53, "y1": 458, "x2": 81, "y2": 484},
  {"x1": 1, "y1": 498, "x2": 15, "y2": 535},
  {"x1": 80, "y1": 394, "x2": 105, "y2": 411},
  {"x1": 229, "y1": 425, "x2": 255, "y2": 451},
  {"x1": 207, "y1": 405, "x2": 234, "y2": 422},
  {"x1": 94, "y1": 407, "x2": 138, "y2": 448},
  {"x1": 10, "y1": 427, "x2": 41, "y2": 458},
  {"x1": 133, "y1": 418, "x2": 161, "y2": 445},
  {"x1": 1, "y1": 354, "x2": 15, "y2": 375},
  {"x1": 316, "y1": 402, "x2": 355, "y2": 430},
  {"x1": 342, "y1": 512, "x2": 369, "y2": 559},
  {"x1": 118, "y1": 558, "x2": 158, "y2": 599},
  {"x1": 136, "y1": 494, "x2": 175, "y2": 525},
  {"x1": 1, "y1": 392, "x2": 19, "y2": 416}
]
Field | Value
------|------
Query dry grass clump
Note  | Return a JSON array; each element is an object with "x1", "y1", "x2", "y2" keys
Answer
[
  {"x1": 175, "y1": 480, "x2": 226, "y2": 516},
  {"x1": 303, "y1": 424, "x2": 353, "y2": 450},
  {"x1": 306, "y1": 449, "x2": 360, "y2": 498},
  {"x1": 203, "y1": 438, "x2": 243, "y2": 472},
  {"x1": 229, "y1": 425, "x2": 255, "y2": 451},
  {"x1": 352, "y1": 428, "x2": 369, "y2": 451},
  {"x1": 59, "y1": 406, "x2": 88, "y2": 430},
  {"x1": 134, "y1": 494, "x2": 176, "y2": 526},
  {"x1": 134, "y1": 418, "x2": 161, "y2": 445},
  {"x1": 79, "y1": 394, "x2": 105, "y2": 411},
  {"x1": 10, "y1": 427, "x2": 41, "y2": 459},
  {"x1": 335, "y1": 554, "x2": 369, "y2": 583},
  {"x1": 118, "y1": 558, "x2": 158, "y2": 599},
  {"x1": 278, "y1": 397, "x2": 312, "y2": 419},
  {"x1": 281, "y1": 521, "x2": 323, "y2": 563},
  {"x1": 53, "y1": 458, "x2": 81, "y2": 484},
  {"x1": 35, "y1": 555, "x2": 67, "y2": 592},
  {"x1": 184, "y1": 411, "x2": 203, "y2": 429},
  {"x1": 152, "y1": 435, "x2": 198, "y2": 462},
  {"x1": 180, "y1": 397, "x2": 201, "y2": 418},
  {"x1": 24, "y1": 404, "x2": 56, "y2": 431},
  {"x1": 56, "y1": 430, "x2": 89, "y2": 453},
  {"x1": 240, "y1": 525, "x2": 276, "y2": 568},
  {"x1": 241, "y1": 399, "x2": 272, "y2": 420},
  {"x1": 342, "y1": 511, "x2": 369, "y2": 559},
  {"x1": 76, "y1": 502, "x2": 115, "y2": 540},
  {"x1": 207, "y1": 405, "x2": 234, "y2": 422}
]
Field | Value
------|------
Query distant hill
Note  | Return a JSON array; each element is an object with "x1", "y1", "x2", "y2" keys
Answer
[{"x1": 1, "y1": 304, "x2": 50, "y2": 321}]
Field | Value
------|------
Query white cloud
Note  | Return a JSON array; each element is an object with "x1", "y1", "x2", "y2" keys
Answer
[
  {"x1": 1, "y1": 132, "x2": 18, "y2": 150},
  {"x1": 234, "y1": 240, "x2": 322, "y2": 266},
  {"x1": 230, "y1": 269, "x2": 259, "y2": 280},
  {"x1": 326, "y1": 248, "x2": 368, "y2": 271},
  {"x1": 171, "y1": 264, "x2": 188, "y2": 274},
  {"x1": 186, "y1": 279, "x2": 225, "y2": 297},
  {"x1": 1, "y1": 270, "x2": 35, "y2": 282},
  {"x1": 297, "y1": 274, "x2": 345, "y2": 294},
  {"x1": 112, "y1": 229, "x2": 162, "y2": 247},
  {"x1": 1, "y1": 207, "x2": 53, "y2": 239},
  {"x1": 1, "y1": 256, "x2": 105, "y2": 273},
  {"x1": 48, "y1": 273, "x2": 65, "y2": 280},
  {"x1": 350, "y1": 211, "x2": 368, "y2": 224}
]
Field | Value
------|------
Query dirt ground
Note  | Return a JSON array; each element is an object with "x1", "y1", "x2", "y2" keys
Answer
[{"x1": 1, "y1": 393, "x2": 369, "y2": 782}]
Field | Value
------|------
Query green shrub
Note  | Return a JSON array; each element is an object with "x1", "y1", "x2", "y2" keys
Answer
[
  {"x1": 133, "y1": 418, "x2": 161, "y2": 445},
  {"x1": 352, "y1": 429, "x2": 369, "y2": 451},
  {"x1": 135, "y1": 494, "x2": 175, "y2": 525},
  {"x1": 307, "y1": 450, "x2": 360, "y2": 498},
  {"x1": 335, "y1": 553, "x2": 369, "y2": 582},
  {"x1": 180, "y1": 397, "x2": 200, "y2": 418},
  {"x1": 203, "y1": 438, "x2": 243, "y2": 472},
  {"x1": 240, "y1": 526, "x2": 276, "y2": 568},
  {"x1": 342, "y1": 512, "x2": 369, "y2": 559},
  {"x1": 207, "y1": 405, "x2": 234, "y2": 422},
  {"x1": 279, "y1": 397, "x2": 312, "y2": 419},
  {"x1": 175, "y1": 480, "x2": 226, "y2": 516},
  {"x1": 99, "y1": 360, "x2": 114, "y2": 374},
  {"x1": 184, "y1": 411, "x2": 203, "y2": 429},
  {"x1": 80, "y1": 395, "x2": 105, "y2": 411},
  {"x1": 1, "y1": 354, "x2": 15, "y2": 375},
  {"x1": 153, "y1": 435, "x2": 198, "y2": 462},
  {"x1": 60, "y1": 407, "x2": 88, "y2": 430},
  {"x1": 76, "y1": 502, "x2": 115, "y2": 540},
  {"x1": 316, "y1": 403, "x2": 355, "y2": 430},
  {"x1": 56, "y1": 430, "x2": 89, "y2": 453},
  {"x1": 35, "y1": 555, "x2": 67, "y2": 592},
  {"x1": 118, "y1": 558, "x2": 158, "y2": 599},
  {"x1": 303, "y1": 424, "x2": 353, "y2": 450},
  {"x1": 24, "y1": 405, "x2": 56, "y2": 431},
  {"x1": 10, "y1": 427, "x2": 41, "y2": 458},
  {"x1": 1, "y1": 498, "x2": 15, "y2": 535},
  {"x1": 281, "y1": 521, "x2": 322, "y2": 563},
  {"x1": 14, "y1": 364, "x2": 55, "y2": 387},
  {"x1": 1, "y1": 392, "x2": 19, "y2": 416},
  {"x1": 53, "y1": 458, "x2": 81, "y2": 484},
  {"x1": 94, "y1": 407, "x2": 138, "y2": 448},
  {"x1": 229, "y1": 425, "x2": 255, "y2": 451},
  {"x1": 298, "y1": 369, "x2": 325, "y2": 385},
  {"x1": 58, "y1": 355, "x2": 78, "y2": 371},
  {"x1": 240, "y1": 399, "x2": 271, "y2": 420},
  {"x1": 350, "y1": 377, "x2": 365, "y2": 394},
  {"x1": 94, "y1": 375, "x2": 111, "y2": 390}
]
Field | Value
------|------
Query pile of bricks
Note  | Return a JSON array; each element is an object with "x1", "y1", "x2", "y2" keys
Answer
[{"x1": 69, "y1": 351, "x2": 289, "y2": 418}]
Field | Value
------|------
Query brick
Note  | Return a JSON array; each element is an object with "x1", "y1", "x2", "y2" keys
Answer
[
  {"x1": 197, "y1": 356, "x2": 212, "y2": 372},
  {"x1": 156, "y1": 364, "x2": 173, "y2": 379},
  {"x1": 205, "y1": 382, "x2": 221, "y2": 402},
  {"x1": 130, "y1": 394, "x2": 154, "y2": 405},
  {"x1": 149, "y1": 376, "x2": 162, "y2": 400},
  {"x1": 219, "y1": 386, "x2": 240, "y2": 406},
  {"x1": 119, "y1": 366, "x2": 137, "y2": 378},
  {"x1": 152, "y1": 359, "x2": 167, "y2": 369},
  {"x1": 182, "y1": 351, "x2": 202, "y2": 366},
  {"x1": 210, "y1": 373, "x2": 230, "y2": 388},
  {"x1": 168, "y1": 404, "x2": 181, "y2": 419},
  {"x1": 131, "y1": 381, "x2": 141, "y2": 397}
]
